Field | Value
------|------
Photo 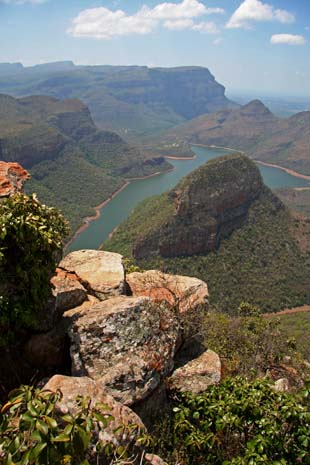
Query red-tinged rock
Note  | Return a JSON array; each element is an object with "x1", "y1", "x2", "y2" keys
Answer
[
  {"x1": 126, "y1": 270, "x2": 208, "y2": 314},
  {"x1": 51, "y1": 267, "x2": 88, "y2": 312},
  {"x1": 0, "y1": 161, "x2": 30, "y2": 198},
  {"x1": 43, "y1": 375, "x2": 145, "y2": 446}
]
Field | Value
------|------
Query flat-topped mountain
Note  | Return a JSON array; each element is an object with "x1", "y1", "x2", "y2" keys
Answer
[
  {"x1": 164, "y1": 100, "x2": 310, "y2": 175},
  {"x1": 0, "y1": 93, "x2": 170, "y2": 232},
  {"x1": 0, "y1": 62, "x2": 237, "y2": 137},
  {"x1": 105, "y1": 153, "x2": 310, "y2": 313}
]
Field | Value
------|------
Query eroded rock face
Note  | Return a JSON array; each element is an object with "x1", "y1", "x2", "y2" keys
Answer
[
  {"x1": 127, "y1": 270, "x2": 208, "y2": 314},
  {"x1": 133, "y1": 154, "x2": 264, "y2": 259},
  {"x1": 168, "y1": 350, "x2": 221, "y2": 394},
  {"x1": 68, "y1": 296, "x2": 180, "y2": 405},
  {"x1": 59, "y1": 250, "x2": 125, "y2": 300},
  {"x1": 0, "y1": 161, "x2": 30, "y2": 198},
  {"x1": 43, "y1": 375, "x2": 145, "y2": 445}
]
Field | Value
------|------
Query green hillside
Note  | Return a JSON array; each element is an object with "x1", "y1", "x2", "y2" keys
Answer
[
  {"x1": 105, "y1": 154, "x2": 310, "y2": 313},
  {"x1": 0, "y1": 94, "x2": 171, "y2": 233},
  {"x1": 0, "y1": 63, "x2": 236, "y2": 139}
]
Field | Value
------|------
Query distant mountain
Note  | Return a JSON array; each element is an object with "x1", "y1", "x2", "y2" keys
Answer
[
  {"x1": 164, "y1": 100, "x2": 310, "y2": 175},
  {"x1": 0, "y1": 62, "x2": 237, "y2": 138},
  {"x1": 105, "y1": 153, "x2": 310, "y2": 313},
  {"x1": 0, "y1": 93, "x2": 171, "y2": 232}
]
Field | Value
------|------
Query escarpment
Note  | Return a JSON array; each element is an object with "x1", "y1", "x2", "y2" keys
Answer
[{"x1": 133, "y1": 154, "x2": 264, "y2": 259}]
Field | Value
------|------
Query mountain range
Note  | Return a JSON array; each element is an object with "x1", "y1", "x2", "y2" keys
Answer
[
  {"x1": 0, "y1": 93, "x2": 171, "y2": 232},
  {"x1": 164, "y1": 100, "x2": 310, "y2": 175},
  {"x1": 0, "y1": 61, "x2": 237, "y2": 138}
]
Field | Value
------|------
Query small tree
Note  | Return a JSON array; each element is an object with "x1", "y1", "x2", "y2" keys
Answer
[{"x1": 0, "y1": 193, "x2": 68, "y2": 343}]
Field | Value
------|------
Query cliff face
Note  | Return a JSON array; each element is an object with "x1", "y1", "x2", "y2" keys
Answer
[
  {"x1": 0, "y1": 63, "x2": 237, "y2": 136},
  {"x1": 133, "y1": 154, "x2": 264, "y2": 259},
  {"x1": 0, "y1": 93, "x2": 171, "y2": 233}
]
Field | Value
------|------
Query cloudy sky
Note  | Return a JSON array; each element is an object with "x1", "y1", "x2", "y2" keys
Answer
[{"x1": 1, "y1": 0, "x2": 310, "y2": 96}]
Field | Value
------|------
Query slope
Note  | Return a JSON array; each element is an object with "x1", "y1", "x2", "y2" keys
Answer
[
  {"x1": 0, "y1": 62, "x2": 237, "y2": 138},
  {"x1": 0, "y1": 93, "x2": 171, "y2": 233},
  {"x1": 164, "y1": 100, "x2": 310, "y2": 175},
  {"x1": 104, "y1": 153, "x2": 310, "y2": 313}
]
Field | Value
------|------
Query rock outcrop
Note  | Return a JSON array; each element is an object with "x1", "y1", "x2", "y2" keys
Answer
[
  {"x1": 59, "y1": 250, "x2": 125, "y2": 300},
  {"x1": 0, "y1": 161, "x2": 30, "y2": 198},
  {"x1": 132, "y1": 154, "x2": 264, "y2": 259},
  {"x1": 168, "y1": 350, "x2": 221, "y2": 394},
  {"x1": 127, "y1": 270, "x2": 209, "y2": 314},
  {"x1": 68, "y1": 296, "x2": 180, "y2": 405}
]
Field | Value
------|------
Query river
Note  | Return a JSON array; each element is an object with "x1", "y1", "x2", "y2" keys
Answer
[{"x1": 67, "y1": 146, "x2": 310, "y2": 252}]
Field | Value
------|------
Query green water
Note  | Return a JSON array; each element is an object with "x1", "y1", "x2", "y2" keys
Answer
[{"x1": 67, "y1": 146, "x2": 310, "y2": 252}]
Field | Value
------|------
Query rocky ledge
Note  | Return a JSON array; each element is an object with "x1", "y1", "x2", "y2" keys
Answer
[{"x1": 0, "y1": 161, "x2": 30, "y2": 198}]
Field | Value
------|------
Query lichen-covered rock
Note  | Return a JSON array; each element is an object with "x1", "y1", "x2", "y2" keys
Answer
[
  {"x1": 168, "y1": 350, "x2": 221, "y2": 394},
  {"x1": 68, "y1": 296, "x2": 180, "y2": 405},
  {"x1": 43, "y1": 375, "x2": 145, "y2": 445},
  {"x1": 127, "y1": 270, "x2": 208, "y2": 314},
  {"x1": 273, "y1": 378, "x2": 290, "y2": 392},
  {"x1": 51, "y1": 267, "x2": 88, "y2": 312},
  {"x1": 59, "y1": 250, "x2": 125, "y2": 299}
]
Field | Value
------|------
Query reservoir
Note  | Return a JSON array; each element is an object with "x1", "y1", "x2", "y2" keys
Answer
[{"x1": 67, "y1": 145, "x2": 310, "y2": 252}]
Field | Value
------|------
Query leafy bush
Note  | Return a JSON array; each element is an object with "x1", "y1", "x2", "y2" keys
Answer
[
  {"x1": 202, "y1": 309, "x2": 292, "y2": 377},
  {"x1": 0, "y1": 385, "x2": 139, "y2": 465},
  {"x1": 0, "y1": 193, "x2": 68, "y2": 342},
  {"x1": 147, "y1": 377, "x2": 310, "y2": 465}
]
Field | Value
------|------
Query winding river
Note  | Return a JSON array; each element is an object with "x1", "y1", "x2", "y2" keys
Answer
[{"x1": 67, "y1": 146, "x2": 310, "y2": 252}]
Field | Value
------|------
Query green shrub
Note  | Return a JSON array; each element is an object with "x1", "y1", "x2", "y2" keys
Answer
[
  {"x1": 0, "y1": 193, "x2": 68, "y2": 342},
  {"x1": 0, "y1": 385, "x2": 139, "y2": 465},
  {"x1": 147, "y1": 378, "x2": 310, "y2": 465}
]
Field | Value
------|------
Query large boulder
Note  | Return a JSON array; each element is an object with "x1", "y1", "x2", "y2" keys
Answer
[
  {"x1": 0, "y1": 161, "x2": 30, "y2": 198},
  {"x1": 126, "y1": 270, "x2": 208, "y2": 314},
  {"x1": 59, "y1": 250, "x2": 125, "y2": 300},
  {"x1": 68, "y1": 296, "x2": 180, "y2": 405},
  {"x1": 43, "y1": 375, "x2": 145, "y2": 445},
  {"x1": 168, "y1": 350, "x2": 221, "y2": 394}
]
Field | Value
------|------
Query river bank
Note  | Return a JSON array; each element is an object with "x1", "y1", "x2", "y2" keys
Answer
[{"x1": 193, "y1": 143, "x2": 310, "y2": 181}]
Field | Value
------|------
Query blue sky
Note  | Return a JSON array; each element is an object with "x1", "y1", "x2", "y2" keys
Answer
[{"x1": 1, "y1": 0, "x2": 310, "y2": 96}]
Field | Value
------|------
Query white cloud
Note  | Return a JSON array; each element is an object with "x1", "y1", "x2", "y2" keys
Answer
[
  {"x1": 164, "y1": 19, "x2": 194, "y2": 30},
  {"x1": 226, "y1": 0, "x2": 295, "y2": 29},
  {"x1": 68, "y1": 0, "x2": 224, "y2": 39},
  {"x1": 270, "y1": 34, "x2": 306, "y2": 45},
  {"x1": 192, "y1": 21, "x2": 219, "y2": 34}
]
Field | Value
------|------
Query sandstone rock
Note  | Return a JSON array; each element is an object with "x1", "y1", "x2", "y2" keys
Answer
[
  {"x1": 43, "y1": 375, "x2": 145, "y2": 445},
  {"x1": 127, "y1": 270, "x2": 208, "y2": 314},
  {"x1": 51, "y1": 267, "x2": 88, "y2": 312},
  {"x1": 68, "y1": 296, "x2": 180, "y2": 405},
  {"x1": 59, "y1": 250, "x2": 125, "y2": 299},
  {"x1": 0, "y1": 161, "x2": 30, "y2": 198},
  {"x1": 273, "y1": 378, "x2": 290, "y2": 392},
  {"x1": 145, "y1": 454, "x2": 167, "y2": 465},
  {"x1": 168, "y1": 350, "x2": 221, "y2": 394}
]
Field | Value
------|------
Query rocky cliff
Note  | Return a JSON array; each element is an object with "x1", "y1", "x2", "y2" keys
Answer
[
  {"x1": 0, "y1": 93, "x2": 170, "y2": 232},
  {"x1": 105, "y1": 153, "x2": 310, "y2": 313},
  {"x1": 132, "y1": 154, "x2": 264, "y2": 259},
  {"x1": 0, "y1": 63, "x2": 237, "y2": 137}
]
